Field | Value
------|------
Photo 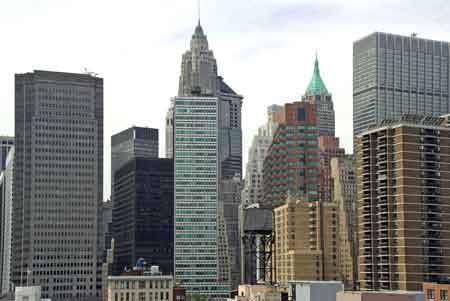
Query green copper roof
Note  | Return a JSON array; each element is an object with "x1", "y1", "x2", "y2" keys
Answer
[{"x1": 305, "y1": 55, "x2": 330, "y2": 96}]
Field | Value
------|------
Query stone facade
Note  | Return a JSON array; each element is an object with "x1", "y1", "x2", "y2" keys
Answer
[
  {"x1": 330, "y1": 156, "x2": 357, "y2": 289},
  {"x1": 107, "y1": 274, "x2": 173, "y2": 301}
]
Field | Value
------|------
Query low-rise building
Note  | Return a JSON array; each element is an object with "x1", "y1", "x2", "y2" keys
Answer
[
  {"x1": 336, "y1": 291, "x2": 424, "y2": 301},
  {"x1": 173, "y1": 287, "x2": 186, "y2": 301},
  {"x1": 423, "y1": 282, "x2": 450, "y2": 301},
  {"x1": 228, "y1": 284, "x2": 287, "y2": 301},
  {"x1": 107, "y1": 268, "x2": 173, "y2": 301},
  {"x1": 289, "y1": 281, "x2": 343, "y2": 301},
  {"x1": 15, "y1": 286, "x2": 51, "y2": 301}
]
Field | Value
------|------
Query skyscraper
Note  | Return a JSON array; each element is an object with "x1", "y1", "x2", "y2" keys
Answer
[
  {"x1": 263, "y1": 102, "x2": 320, "y2": 208},
  {"x1": 169, "y1": 21, "x2": 243, "y2": 299},
  {"x1": 169, "y1": 22, "x2": 243, "y2": 179},
  {"x1": 165, "y1": 107, "x2": 174, "y2": 159},
  {"x1": 101, "y1": 199, "x2": 113, "y2": 255},
  {"x1": 112, "y1": 158, "x2": 173, "y2": 275},
  {"x1": 173, "y1": 95, "x2": 230, "y2": 298},
  {"x1": 0, "y1": 147, "x2": 14, "y2": 297},
  {"x1": 353, "y1": 32, "x2": 450, "y2": 141},
  {"x1": 13, "y1": 71, "x2": 103, "y2": 301},
  {"x1": 241, "y1": 105, "x2": 282, "y2": 208},
  {"x1": 318, "y1": 136, "x2": 345, "y2": 202},
  {"x1": 0, "y1": 137, "x2": 14, "y2": 171},
  {"x1": 240, "y1": 126, "x2": 272, "y2": 208},
  {"x1": 357, "y1": 114, "x2": 450, "y2": 290},
  {"x1": 239, "y1": 105, "x2": 281, "y2": 286},
  {"x1": 220, "y1": 175, "x2": 242, "y2": 290},
  {"x1": 330, "y1": 155, "x2": 357, "y2": 289},
  {"x1": 178, "y1": 21, "x2": 218, "y2": 98},
  {"x1": 111, "y1": 127, "x2": 158, "y2": 194},
  {"x1": 302, "y1": 56, "x2": 335, "y2": 137}
]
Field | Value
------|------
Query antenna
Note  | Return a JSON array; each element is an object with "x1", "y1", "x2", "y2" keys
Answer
[{"x1": 198, "y1": 0, "x2": 201, "y2": 24}]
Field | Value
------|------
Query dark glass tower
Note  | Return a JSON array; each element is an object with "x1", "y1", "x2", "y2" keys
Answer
[
  {"x1": 353, "y1": 32, "x2": 450, "y2": 142},
  {"x1": 111, "y1": 127, "x2": 158, "y2": 196},
  {"x1": 112, "y1": 158, "x2": 174, "y2": 275}
]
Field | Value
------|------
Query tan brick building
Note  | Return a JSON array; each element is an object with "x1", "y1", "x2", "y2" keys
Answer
[
  {"x1": 357, "y1": 115, "x2": 450, "y2": 291},
  {"x1": 273, "y1": 196, "x2": 338, "y2": 285},
  {"x1": 331, "y1": 156, "x2": 357, "y2": 289}
]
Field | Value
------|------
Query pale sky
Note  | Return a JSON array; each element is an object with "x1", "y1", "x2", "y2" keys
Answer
[{"x1": 1, "y1": 0, "x2": 450, "y2": 198}]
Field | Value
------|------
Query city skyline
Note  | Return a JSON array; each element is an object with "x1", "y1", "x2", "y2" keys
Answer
[{"x1": 2, "y1": 1, "x2": 450, "y2": 197}]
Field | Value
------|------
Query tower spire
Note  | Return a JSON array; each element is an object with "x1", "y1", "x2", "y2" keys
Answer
[
  {"x1": 197, "y1": 0, "x2": 201, "y2": 26},
  {"x1": 304, "y1": 53, "x2": 330, "y2": 96}
]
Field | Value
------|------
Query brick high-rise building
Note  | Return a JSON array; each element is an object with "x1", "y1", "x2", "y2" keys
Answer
[
  {"x1": 273, "y1": 196, "x2": 338, "y2": 285},
  {"x1": 263, "y1": 102, "x2": 319, "y2": 208},
  {"x1": 13, "y1": 71, "x2": 103, "y2": 300},
  {"x1": 357, "y1": 114, "x2": 450, "y2": 291}
]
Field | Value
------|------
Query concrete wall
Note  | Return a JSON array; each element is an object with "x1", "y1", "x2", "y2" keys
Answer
[{"x1": 293, "y1": 282, "x2": 343, "y2": 301}]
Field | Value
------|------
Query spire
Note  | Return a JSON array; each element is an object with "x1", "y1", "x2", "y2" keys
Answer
[
  {"x1": 194, "y1": 22, "x2": 204, "y2": 37},
  {"x1": 198, "y1": 0, "x2": 201, "y2": 26},
  {"x1": 305, "y1": 53, "x2": 330, "y2": 96},
  {"x1": 194, "y1": 0, "x2": 204, "y2": 36}
]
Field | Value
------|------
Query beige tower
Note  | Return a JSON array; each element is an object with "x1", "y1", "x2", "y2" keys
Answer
[
  {"x1": 331, "y1": 156, "x2": 357, "y2": 289},
  {"x1": 178, "y1": 21, "x2": 218, "y2": 97},
  {"x1": 273, "y1": 196, "x2": 338, "y2": 285}
]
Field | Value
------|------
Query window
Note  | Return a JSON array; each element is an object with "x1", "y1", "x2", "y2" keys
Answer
[
  {"x1": 441, "y1": 289, "x2": 448, "y2": 301},
  {"x1": 427, "y1": 289, "x2": 435, "y2": 299},
  {"x1": 297, "y1": 108, "x2": 305, "y2": 121},
  {"x1": 139, "y1": 292, "x2": 146, "y2": 301},
  {"x1": 139, "y1": 281, "x2": 145, "y2": 289}
]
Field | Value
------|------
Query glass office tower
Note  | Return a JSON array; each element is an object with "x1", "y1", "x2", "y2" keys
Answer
[
  {"x1": 353, "y1": 32, "x2": 450, "y2": 142},
  {"x1": 173, "y1": 96, "x2": 230, "y2": 300}
]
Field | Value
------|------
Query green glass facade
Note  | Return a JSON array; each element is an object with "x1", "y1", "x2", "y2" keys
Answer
[{"x1": 174, "y1": 97, "x2": 230, "y2": 300}]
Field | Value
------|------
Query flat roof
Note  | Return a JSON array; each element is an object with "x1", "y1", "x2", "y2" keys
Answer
[
  {"x1": 288, "y1": 280, "x2": 343, "y2": 284},
  {"x1": 340, "y1": 290, "x2": 423, "y2": 295},
  {"x1": 108, "y1": 275, "x2": 173, "y2": 280}
]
